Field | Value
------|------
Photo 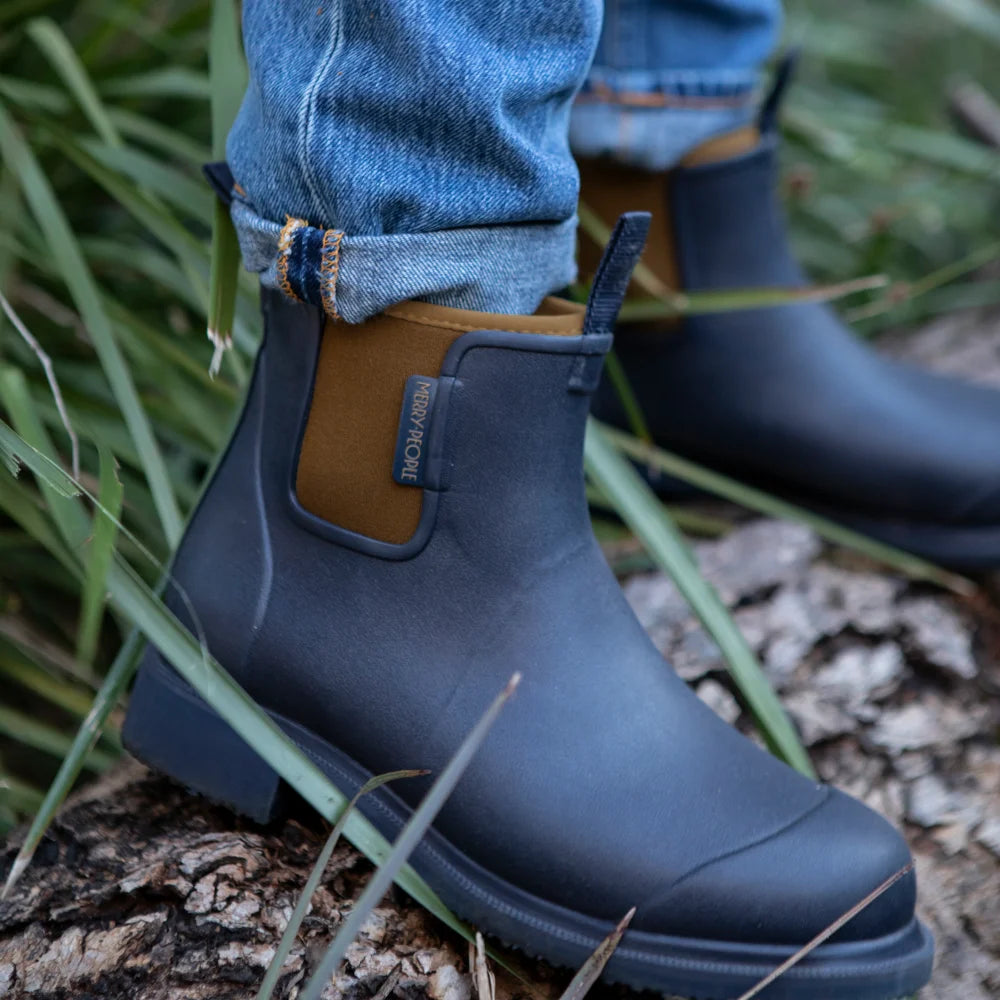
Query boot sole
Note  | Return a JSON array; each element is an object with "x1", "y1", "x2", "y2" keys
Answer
[
  {"x1": 644, "y1": 468, "x2": 1000, "y2": 570},
  {"x1": 123, "y1": 650, "x2": 934, "y2": 1000}
]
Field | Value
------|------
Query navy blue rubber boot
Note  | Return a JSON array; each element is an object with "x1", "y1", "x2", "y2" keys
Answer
[
  {"x1": 124, "y1": 217, "x2": 933, "y2": 999},
  {"x1": 590, "y1": 101, "x2": 1000, "y2": 569}
]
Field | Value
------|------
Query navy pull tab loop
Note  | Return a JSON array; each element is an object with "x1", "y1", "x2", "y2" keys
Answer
[
  {"x1": 583, "y1": 211, "x2": 651, "y2": 340},
  {"x1": 758, "y1": 48, "x2": 800, "y2": 136},
  {"x1": 203, "y1": 161, "x2": 236, "y2": 207},
  {"x1": 569, "y1": 211, "x2": 650, "y2": 393},
  {"x1": 583, "y1": 212, "x2": 651, "y2": 337}
]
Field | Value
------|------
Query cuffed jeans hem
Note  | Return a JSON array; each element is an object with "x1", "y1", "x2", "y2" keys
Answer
[
  {"x1": 570, "y1": 68, "x2": 758, "y2": 171},
  {"x1": 231, "y1": 200, "x2": 578, "y2": 324}
]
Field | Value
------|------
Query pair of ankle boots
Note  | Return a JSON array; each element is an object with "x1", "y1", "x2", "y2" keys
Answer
[{"x1": 117, "y1": 100, "x2": 1000, "y2": 998}]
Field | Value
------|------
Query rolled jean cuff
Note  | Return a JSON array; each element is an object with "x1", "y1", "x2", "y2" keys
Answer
[
  {"x1": 570, "y1": 68, "x2": 758, "y2": 172},
  {"x1": 231, "y1": 200, "x2": 578, "y2": 324}
]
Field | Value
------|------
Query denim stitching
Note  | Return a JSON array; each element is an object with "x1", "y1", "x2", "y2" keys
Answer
[
  {"x1": 277, "y1": 215, "x2": 307, "y2": 303},
  {"x1": 320, "y1": 228, "x2": 345, "y2": 319},
  {"x1": 292, "y1": 225, "x2": 325, "y2": 305}
]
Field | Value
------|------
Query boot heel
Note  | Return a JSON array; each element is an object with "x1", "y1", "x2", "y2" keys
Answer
[{"x1": 122, "y1": 649, "x2": 286, "y2": 823}]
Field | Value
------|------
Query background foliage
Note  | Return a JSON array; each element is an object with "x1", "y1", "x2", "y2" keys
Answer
[{"x1": 1, "y1": 0, "x2": 999, "y2": 836}]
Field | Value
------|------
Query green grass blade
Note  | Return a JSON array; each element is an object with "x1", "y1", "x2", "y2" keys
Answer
[
  {"x1": 76, "y1": 445, "x2": 122, "y2": 668},
  {"x1": 0, "y1": 162, "x2": 20, "y2": 287},
  {"x1": 82, "y1": 140, "x2": 212, "y2": 220},
  {"x1": 0, "y1": 100, "x2": 183, "y2": 546},
  {"x1": 2, "y1": 401, "x2": 204, "y2": 625},
  {"x1": 602, "y1": 350, "x2": 652, "y2": 443},
  {"x1": 0, "y1": 290, "x2": 80, "y2": 480},
  {"x1": 0, "y1": 366, "x2": 90, "y2": 550},
  {"x1": 616, "y1": 275, "x2": 889, "y2": 322},
  {"x1": 846, "y1": 239, "x2": 1000, "y2": 323},
  {"x1": 0, "y1": 774, "x2": 44, "y2": 816},
  {"x1": 578, "y1": 201, "x2": 673, "y2": 300},
  {"x1": 106, "y1": 107, "x2": 210, "y2": 165},
  {"x1": 583, "y1": 420, "x2": 814, "y2": 777},
  {"x1": 0, "y1": 0, "x2": 55, "y2": 27},
  {"x1": 600, "y1": 424, "x2": 974, "y2": 596},
  {"x1": 558, "y1": 909, "x2": 635, "y2": 1000},
  {"x1": 0, "y1": 468, "x2": 79, "y2": 575},
  {"x1": 0, "y1": 75, "x2": 69, "y2": 114},
  {"x1": 0, "y1": 629, "x2": 142, "y2": 900},
  {"x1": 102, "y1": 293, "x2": 239, "y2": 401},
  {"x1": 0, "y1": 650, "x2": 112, "y2": 726},
  {"x1": 209, "y1": 0, "x2": 247, "y2": 159},
  {"x1": 25, "y1": 17, "x2": 121, "y2": 147},
  {"x1": 256, "y1": 769, "x2": 428, "y2": 1000},
  {"x1": 206, "y1": 0, "x2": 247, "y2": 374},
  {"x1": 789, "y1": 99, "x2": 1000, "y2": 178},
  {"x1": 83, "y1": 239, "x2": 205, "y2": 314},
  {"x1": 588, "y1": 489, "x2": 732, "y2": 540},
  {"x1": 53, "y1": 131, "x2": 211, "y2": 303},
  {"x1": 53, "y1": 130, "x2": 207, "y2": 260},
  {"x1": 0, "y1": 419, "x2": 472, "y2": 944},
  {"x1": 733, "y1": 864, "x2": 914, "y2": 1000},
  {"x1": 98, "y1": 67, "x2": 212, "y2": 101},
  {"x1": 921, "y1": 0, "x2": 1000, "y2": 44},
  {"x1": 207, "y1": 198, "x2": 241, "y2": 376},
  {"x1": 579, "y1": 201, "x2": 886, "y2": 317},
  {"x1": 0, "y1": 703, "x2": 116, "y2": 772},
  {"x1": 300, "y1": 674, "x2": 520, "y2": 1000}
]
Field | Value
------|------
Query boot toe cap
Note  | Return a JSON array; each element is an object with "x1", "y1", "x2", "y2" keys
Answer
[{"x1": 639, "y1": 787, "x2": 916, "y2": 946}]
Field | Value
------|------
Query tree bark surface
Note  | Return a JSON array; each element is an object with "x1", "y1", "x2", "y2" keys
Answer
[{"x1": 0, "y1": 761, "x2": 509, "y2": 1000}]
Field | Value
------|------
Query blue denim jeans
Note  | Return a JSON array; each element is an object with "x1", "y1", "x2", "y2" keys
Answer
[
  {"x1": 226, "y1": 0, "x2": 781, "y2": 323},
  {"x1": 571, "y1": 0, "x2": 782, "y2": 170}
]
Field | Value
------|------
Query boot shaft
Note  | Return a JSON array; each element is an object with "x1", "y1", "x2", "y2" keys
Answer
[
  {"x1": 296, "y1": 297, "x2": 587, "y2": 546},
  {"x1": 578, "y1": 125, "x2": 804, "y2": 296},
  {"x1": 165, "y1": 215, "x2": 650, "y2": 681}
]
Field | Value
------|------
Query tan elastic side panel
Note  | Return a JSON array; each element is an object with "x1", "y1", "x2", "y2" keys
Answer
[
  {"x1": 680, "y1": 125, "x2": 760, "y2": 167},
  {"x1": 577, "y1": 158, "x2": 680, "y2": 296},
  {"x1": 296, "y1": 298, "x2": 584, "y2": 545},
  {"x1": 576, "y1": 127, "x2": 761, "y2": 303}
]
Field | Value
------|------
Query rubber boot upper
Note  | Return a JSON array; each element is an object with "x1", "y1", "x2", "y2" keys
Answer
[{"x1": 159, "y1": 260, "x2": 919, "y2": 950}]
